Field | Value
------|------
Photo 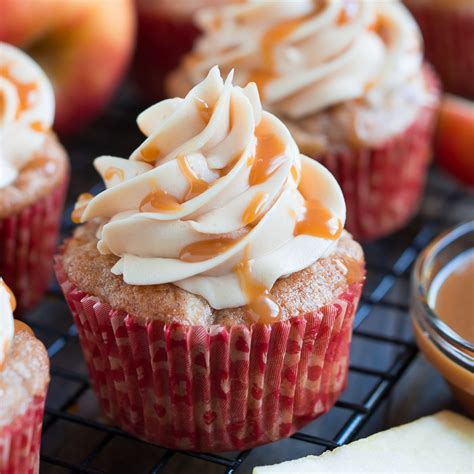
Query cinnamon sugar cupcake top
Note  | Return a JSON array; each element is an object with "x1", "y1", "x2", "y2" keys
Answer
[
  {"x1": 0, "y1": 42, "x2": 55, "y2": 188},
  {"x1": 73, "y1": 67, "x2": 346, "y2": 320},
  {"x1": 169, "y1": 0, "x2": 433, "y2": 147}
]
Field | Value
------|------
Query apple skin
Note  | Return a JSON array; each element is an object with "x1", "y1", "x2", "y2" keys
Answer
[
  {"x1": 435, "y1": 95, "x2": 474, "y2": 187},
  {"x1": 0, "y1": 0, "x2": 136, "y2": 135}
]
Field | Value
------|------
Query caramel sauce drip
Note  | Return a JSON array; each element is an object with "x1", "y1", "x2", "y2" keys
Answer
[
  {"x1": 242, "y1": 192, "x2": 269, "y2": 226},
  {"x1": 290, "y1": 164, "x2": 301, "y2": 185},
  {"x1": 20, "y1": 157, "x2": 55, "y2": 174},
  {"x1": 177, "y1": 154, "x2": 210, "y2": 200},
  {"x1": 139, "y1": 188, "x2": 182, "y2": 213},
  {"x1": 0, "y1": 90, "x2": 5, "y2": 117},
  {"x1": 30, "y1": 120, "x2": 47, "y2": 132},
  {"x1": 235, "y1": 247, "x2": 281, "y2": 324},
  {"x1": 339, "y1": 256, "x2": 364, "y2": 285},
  {"x1": 179, "y1": 237, "x2": 240, "y2": 263},
  {"x1": 249, "y1": 121, "x2": 286, "y2": 186},
  {"x1": 0, "y1": 64, "x2": 38, "y2": 119},
  {"x1": 140, "y1": 143, "x2": 161, "y2": 164},
  {"x1": 105, "y1": 167, "x2": 125, "y2": 183},
  {"x1": 195, "y1": 97, "x2": 213, "y2": 124},
  {"x1": 247, "y1": 70, "x2": 276, "y2": 101},
  {"x1": 294, "y1": 200, "x2": 343, "y2": 240},
  {"x1": 337, "y1": 0, "x2": 358, "y2": 25},
  {"x1": 71, "y1": 193, "x2": 94, "y2": 224},
  {"x1": 369, "y1": 14, "x2": 391, "y2": 45}
]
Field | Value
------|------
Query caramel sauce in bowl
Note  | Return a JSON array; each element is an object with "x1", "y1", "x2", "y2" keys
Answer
[{"x1": 411, "y1": 221, "x2": 474, "y2": 416}]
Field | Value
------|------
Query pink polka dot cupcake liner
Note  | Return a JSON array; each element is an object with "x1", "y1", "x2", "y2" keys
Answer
[
  {"x1": 406, "y1": 3, "x2": 474, "y2": 98},
  {"x1": 311, "y1": 67, "x2": 440, "y2": 241},
  {"x1": 55, "y1": 256, "x2": 364, "y2": 452},
  {"x1": 0, "y1": 179, "x2": 68, "y2": 312},
  {"x1": 0, "y1": 394, "x2": 47, "y2": 474}
]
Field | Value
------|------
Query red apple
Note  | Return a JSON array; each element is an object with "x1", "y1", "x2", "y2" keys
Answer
[
  {"x1": 0, "y1": 0, "x2": 136, "y2": 135},
  {"x1": 435, "y1": 94, "x2": 474, "y2": 187}
]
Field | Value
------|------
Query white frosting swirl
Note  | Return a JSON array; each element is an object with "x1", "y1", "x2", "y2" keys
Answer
[
  {"x1": 79, "y1": 67, "x2": 345, "y2": 310},
  {"x1": 0, "y1": 279, "x2": 15, "y2": 368},
  {"x1": 175, "y1": 0, "x2": 424, "y2": 120},
  {"x1": 0, "y1": 42, "x2": 55, "y2": 188}
]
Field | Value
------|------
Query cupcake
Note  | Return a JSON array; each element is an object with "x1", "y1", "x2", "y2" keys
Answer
[
  {"x1": 56, "y1": 67, "x2": 365, "y2": 452},
  {"x1": 405, "y1": 0, "x2": 474, "y2": 98},
  {"x1": 0, "y1": 43, "x2": 69, "y2": 310},
  {"x1": 133, "y1": 0, "x2": 232, "y2": 100},
  {"x1": 0, "y1": 278, "x2": 50, "y2": 473},
  {"x1": 167, "y1": 0, "x2": 440, "y2": 241}
]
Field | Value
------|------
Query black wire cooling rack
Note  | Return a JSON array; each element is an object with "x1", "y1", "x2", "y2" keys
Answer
[{"x1": 20, "y1": 93, "x2": 473, "y2": 473}]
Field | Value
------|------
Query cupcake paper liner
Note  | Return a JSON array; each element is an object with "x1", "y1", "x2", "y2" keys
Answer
[
  {"x1": 407, "y1": 4, "x2": 474, "y2": 98},
  {"x1": 0, "y1": 179, "x2": 67, "y2": 311},
  {"x1": 55, "y1": 257, "x2": 363, "y2": 452},
  {"x1": 133, "y1": 10, "x2": 200, "y2": 101},
  {"x1": 311, "y1": 72, "x2": 439, "y2": 241},
  {"x1": 0, "y1": 394, "x2": 47, "y2": 474}
]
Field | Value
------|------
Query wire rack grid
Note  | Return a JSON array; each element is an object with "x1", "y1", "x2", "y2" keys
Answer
[{"x1": 19, "y1": 95, "x2": 473, "y2": 474}]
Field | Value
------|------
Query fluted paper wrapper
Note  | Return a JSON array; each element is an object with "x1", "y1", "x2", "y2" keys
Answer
[
  {"x1": 0, "y1": 180, "x2": 67, "y2": 311},
  {"x1": 56, "y1": 258, "x2": 363, "y2": 452},
  {"x1": 0, "y1": 394, "x2": 47, "y2": 474},
  {"x1": 310, "y1": 73, "x2": 439, "y2": 241},
  {"x1": 407, "y1": 4, "x2": 474, "y2": 98}
]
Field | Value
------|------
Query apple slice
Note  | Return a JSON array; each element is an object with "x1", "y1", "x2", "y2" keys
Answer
[
  {"x1": 435, "y1": 94, "x2": 474, "y2": 187},
  {"x1": 254, "y1": 411, "x2": 473, "y2": 473}
]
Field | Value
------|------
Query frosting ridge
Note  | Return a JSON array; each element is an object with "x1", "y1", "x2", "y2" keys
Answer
[
  {"x1": 78, "y1": 67, "x2": 346, "y2": 315},
  {"x1": 0, "y1": 278, "x2": 15, "y2": 368}
]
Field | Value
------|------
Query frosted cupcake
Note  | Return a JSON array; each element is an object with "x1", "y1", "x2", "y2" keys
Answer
[
  {"x1": 168, "y1": 0, "x2": 440, "y2": 240},
  {"x1": 405, "y1": 0, "x2": 474, "y2": 98},
  {"x1": 0, "y1": 278, "x2": 50, "y2": 472},
  {"x1": 0, "y1": 43, "x2": 69, "y2": 310},
  {"x1": 56, "y1": 67, "x2": 365, "y2": 452}
]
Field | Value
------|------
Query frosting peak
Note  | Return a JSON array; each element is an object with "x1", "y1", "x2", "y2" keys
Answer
[
  {"x1": 77, "y1": 67, "x2": 345, "y2": 316},
  {"x1": 175, "y1": 0, "x2": 424, "y2": 120},
  {"x1": 0, "y1": 42, "x2": 55, "y2": 188}
]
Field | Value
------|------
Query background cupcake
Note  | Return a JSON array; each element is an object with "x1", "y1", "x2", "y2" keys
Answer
[
  {"x1": 56, "y1": 67, "x2": 365, "y2": 452},
  {"x1": 405, "y1": 0, "x2": 474, "y2": 98},
  {"x1": 168, "y1": 0, "x2": 440, "y2": 241},
  {"x1": 133, "y1": 0, "x2": 232, "y2": 101},
  {"x1": 0, "y1": 43, "x2": 69, "y2": 310},
  {"x1": 0, "y1": 278, "x2": 50, "y2": 473}
]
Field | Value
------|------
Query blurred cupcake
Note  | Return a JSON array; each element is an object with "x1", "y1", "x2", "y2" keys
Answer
[
  {"x1": 0, "y1": 278, "x2": 50, "y2": 472},
  {"x1": 0, "y1": 43, "x2": 69, "y2": 310},
  {"x1": 405, "y1": 0, "x2": 474, "y2": 98},
  {"x1": 56, "y1": 67, "x2": 365, "y2": 452},
  {"x1": 133, "y1": 0, "x2": 232, "y2": 100},
  {"x1": 168, "y1": 0, "x2": 440, "y2": 240}
]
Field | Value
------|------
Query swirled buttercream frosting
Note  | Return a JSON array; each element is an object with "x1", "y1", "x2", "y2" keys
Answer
[
  {"x1": 0, "y1": 42, "x2": 55, "y2": 188},
  {"x1": 174, "y1": 0, "x2": 425, "y2": 121},
  {"x1": 0, "y1": 279, "x2": 15, "y2": 369},
  {"x1": 76, "y1": 67, "x2": 345, "y2": 317}
]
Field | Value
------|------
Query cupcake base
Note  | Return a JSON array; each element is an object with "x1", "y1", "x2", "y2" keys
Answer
[
  {"x1": 0, "y1": 179, "x2": 68, "y2": 311},
  {"x1": 0, "y1": 394, "x2": 47, "y2": 474},
  {"x1": 310, "y1": 70, "x2": 439, "y2": 241},
  {"x1": 56, "y1": 257, "x2": 363, "y2": 452}
]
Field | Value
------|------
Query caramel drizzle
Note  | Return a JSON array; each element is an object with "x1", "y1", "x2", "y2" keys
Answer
[
  {"x1": 242, "y1": 192, "x2": 269, "y2": 226},
  {"x1": 179, "y1": 236, "x2": 240, "y2": 263},
  {"x1": 139, "y1": 143, "x2": 161, "y2": 164},
  {"x1": 71, "y1": 193, "x2": 94, "y2": 224},
  {"x1": 177, "y1": 154, "x2": 210, "y2": 200},
  {"x1": 294, "y1": 199, "x2": 343, "y2": 240},
  {"x1": 235, "y1": 247, "x2": 281, "y2": 324},
  {"x1": 369, "y1": 14, "x2": 391, "y2": 45},
  {"x1": 249, "y1": 121, "x2": 287, "y2": 186},
  {"x1": 0, "y1": 64, "x2": 39, "y2": 119},
  {"x1": 339, "y1": 256, "x2": 364, "y2": 285},
  {"x1": 105, "y1": 167, "x2": 125, "y2": 183},
  {"x1": 195, "y1": 97, "x2": 214, "y2": 124},
  {"x1": 337, "y1": 0, "x2": 358, "y2": 25},
  {"x1": 139, "y1": 187, "x2": 182, "y2": 213},
  {"x1": 20, "y1": 157, "x2": 55, "y2": 174},
  {"x1": 30, "y1": 120, "x2": 47, "y2": 132}
]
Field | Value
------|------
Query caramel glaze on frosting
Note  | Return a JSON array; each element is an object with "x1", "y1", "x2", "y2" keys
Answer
[
  {"x1": 74, "y1": 67, "x2": 351, "y2": 320},
  {"x1": 168, "y1": 0, "x2": 437, "y2": 151},
  {"x1": 62, "y1": 220, "x2": 363, "y2": 326}
]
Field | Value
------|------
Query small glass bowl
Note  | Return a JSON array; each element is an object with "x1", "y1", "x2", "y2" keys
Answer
[{"x1": 411, "y1": 220, "x2": 474, "y2": 416}]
